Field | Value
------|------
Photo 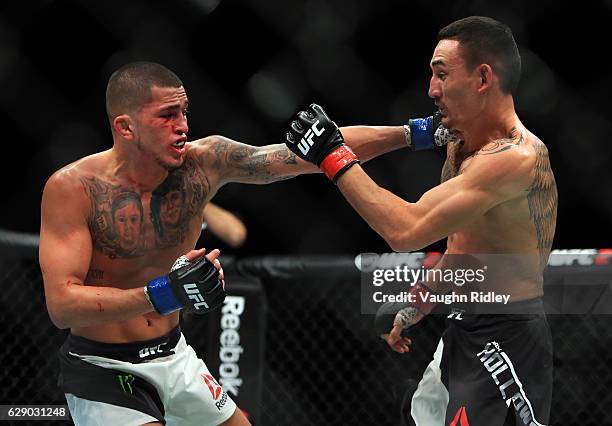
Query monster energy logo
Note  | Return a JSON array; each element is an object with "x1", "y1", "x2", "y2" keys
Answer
[{"x1": 117, "y1": 374, "x2": 135, "y2": 394}]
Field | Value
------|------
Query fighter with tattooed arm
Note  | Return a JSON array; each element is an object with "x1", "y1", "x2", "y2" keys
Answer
[
  {"x1": 40, "y1": 61, "x2": 438, "y2": 425},
  {"x1": 286, "y1": 16, "x2": 556, "y2": 426}
]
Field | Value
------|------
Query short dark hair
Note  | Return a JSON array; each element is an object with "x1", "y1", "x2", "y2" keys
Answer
[
  {"x1": 106, "y1": 61, "x2": 183, "y2": 120},
  {"x1": 437, "y1": 16, "x2": 521, "y2": 94}
]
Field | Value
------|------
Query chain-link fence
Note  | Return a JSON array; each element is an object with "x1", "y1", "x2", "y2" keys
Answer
[
  {"x1": 234, "y1": 257, "x2": 447, "y2": 426},
  {"x1": 1, "y1": 232, "x2": 611, "y2": 425}
]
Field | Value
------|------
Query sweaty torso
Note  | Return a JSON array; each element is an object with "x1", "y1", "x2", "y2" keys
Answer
[
  {"x1": 441, "y1": 129, "x2": 557, "y2": 300},
  {"x1": 71, "y1": 147, "x2": 215, "y2": 342}
]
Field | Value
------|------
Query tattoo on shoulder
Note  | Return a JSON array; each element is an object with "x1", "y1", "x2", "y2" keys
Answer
[
  {"x1": 477, "y1": 143, "x2": 513, "y2": 155},
  {"x1": 476, "y1": 127, "x2": 525, "y2": 156},
  {"x1": 526, "y1": 141, "x2": 558, "y2": 267},
  {"x1": 81, "y1": 176, "x2": 146, "y2": 259},
  {"x1": 211, "y1": 138, "x2": 232, "y2": 169},
  {"x1": 441, "y1": 128, "x2": 526, "y2": 181}
]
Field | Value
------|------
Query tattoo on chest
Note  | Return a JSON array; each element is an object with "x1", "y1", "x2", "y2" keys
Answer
[
  {"x1": 81, "y1": 177, "x2": 145, "y2": 258},
  {"x1": 477, "y1": 128, "x2": 524, "y2": 155},
  {"x1": 81, "y1": 157, "x2": 210, "y2": 259},
  {"x1": 85, "y1": 269, "x2": 104, "y2": 281},
  {"x1": 526, "y1": 142, "x2": 558, "y2": 266},
  {"x1": 150, "y1": 157, "x2": 210, "y2": 248},
  {"x1": 441, "y1": 142, "x2": 462, "y2": 182}
]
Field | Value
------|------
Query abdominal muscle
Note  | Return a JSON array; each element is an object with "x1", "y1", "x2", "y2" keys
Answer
[
  {"x1": 71, "y1": 312, "x2": 180, "y2": 343},
  {"x1": 70, "y1": 249, "x2": 193, "y2": 343},
  {"x1": 446, "y1": 213, "x2": 545, "y2": 301}
]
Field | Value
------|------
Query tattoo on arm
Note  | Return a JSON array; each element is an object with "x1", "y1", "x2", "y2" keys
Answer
[
  {"x1": 211, "y1": 137, "x2": 299, "y2": 183},
  {"x1": 275, "y1": 149, "x2": 298, "y2": 165},
  {"x1": 526, "y1": 141, "x2": 558, "y2": 267}
]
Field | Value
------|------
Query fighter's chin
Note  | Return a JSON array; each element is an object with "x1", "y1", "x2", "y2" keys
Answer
[
  {"x1": 158, "y1": 155, "x2": 185, "y2": 171},
  {"x1": 441, "y1": 115, "x2": 460, "y2": 132}
]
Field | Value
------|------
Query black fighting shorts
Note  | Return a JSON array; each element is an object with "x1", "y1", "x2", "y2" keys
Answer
[
  {"x1": 408, "y1": 298, "x2": 552, "y2": 426},
  {"x1": 443, "y1": 298, "x2": 552, "y2": 425}
]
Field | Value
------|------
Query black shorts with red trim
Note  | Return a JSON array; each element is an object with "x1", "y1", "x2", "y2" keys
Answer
[{"x1": 442, "y1": 298, "x2": 552, "y2": 426}]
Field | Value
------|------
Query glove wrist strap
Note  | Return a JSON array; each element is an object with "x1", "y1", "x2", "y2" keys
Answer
[
  {"x1": 408, "y1": 116, "x2": 435, "y2": 151},
  {"x1": 146, "y1": 276, "x2": 182, "y2": 315},
  {"x1": 320, "y1": 145, "x2": 359, "y2": 184},
  {"x1": 393, "y1": 282, "x2": 437, "y2": 330}
]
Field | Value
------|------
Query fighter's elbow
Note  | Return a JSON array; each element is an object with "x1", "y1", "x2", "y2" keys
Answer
[
  {"x1": 386, "y1": 230, "x2": 425, "y2": 253},
  {"x1": 387, "y1": 237, "x2": 415, "y2": 253},
  {"x1": 386, "y1": 231, "x2": 407, "y2": 252},
  {"x1": 45, "y1": 285, "x2": 80, "y2": 329},
  {"x1": 47, "y1": 304, "x2": 70, "y2": 330}
]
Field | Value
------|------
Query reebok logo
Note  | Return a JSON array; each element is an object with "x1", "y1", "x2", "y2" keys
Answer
[
  {"x1": 450, "y1": 406, "x2": 470, "y2": 426},
  {"x1": 183, "y1": 283, "x2": 209, "y2": 310},
  {"x1": 298, "y1": 120, "x2": 325, "y2": 155},
  {"x1": 219, "y1": 296, "x2": 245, "y2": 397},
  {"x1": 202, "y1": 373, "x2": 222, "y2": 400},
  {"x1": 202, "y1": 374, "x2": 228, "y2": 411}
]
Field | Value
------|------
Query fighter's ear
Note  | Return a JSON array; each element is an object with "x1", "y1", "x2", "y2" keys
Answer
[
  {"x1": 477, "y1": 64, "x2": 494, "y2": 93},
  {"x1": 113, "y1": 114, "x2": 135, "y2": 139}
]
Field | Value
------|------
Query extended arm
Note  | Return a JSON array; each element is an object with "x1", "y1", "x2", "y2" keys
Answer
[
  {"x1": 337, "y1": 146, "x2": 530, "y2": 251},
  {"x1": 339, "y1": 113, "x2": 455, "y2": 162},
  {"x1": 284, "y1": 104, "x2": 531, "y2": 251},
  {"x1": 192, "y1": 110, "x2": 451, "y2": 186},
  {"x1": 190, "y1": 136, "x2": 316, "y2": 185},
  {"x1": 339, "y1": 126, "x2": 406, "y2": 162}
]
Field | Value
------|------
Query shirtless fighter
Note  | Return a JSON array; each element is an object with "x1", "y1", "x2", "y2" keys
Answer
[
  {"x1": 286, "y1": 17, "x2": 557, "y2": 426},
  {"x1": 39, "y1": 61, "x2": 458, "y2": 425}
]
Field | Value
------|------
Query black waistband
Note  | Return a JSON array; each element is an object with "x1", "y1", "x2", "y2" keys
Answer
[
  {"x1": 64, "y1": 326, "x2": 181, "y2": 364},
  {"x1": 446, "y1": 297, "x2": 545, "y2": 328},
  {"x1": 449, "y1": 296, "x2": 544, "y2": 315}
]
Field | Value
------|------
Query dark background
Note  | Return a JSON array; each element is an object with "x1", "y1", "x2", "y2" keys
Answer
[{"x1": 0, "y1": 0, "x2": 611, "y2": 256}]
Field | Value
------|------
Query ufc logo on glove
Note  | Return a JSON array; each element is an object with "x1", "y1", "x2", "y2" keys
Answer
[
  {"x1": 183, "y1": 283, "x2": 210, "y2": 310},
  {"x1": 298, "y1": 120, "x2": 325, "y2": 155},
  {"x1": 146, "y1": 256, "x2": 224, "y2": 315},
  {"x1": 286, "y1": 103, "x2": 359, "y2": 184}
]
